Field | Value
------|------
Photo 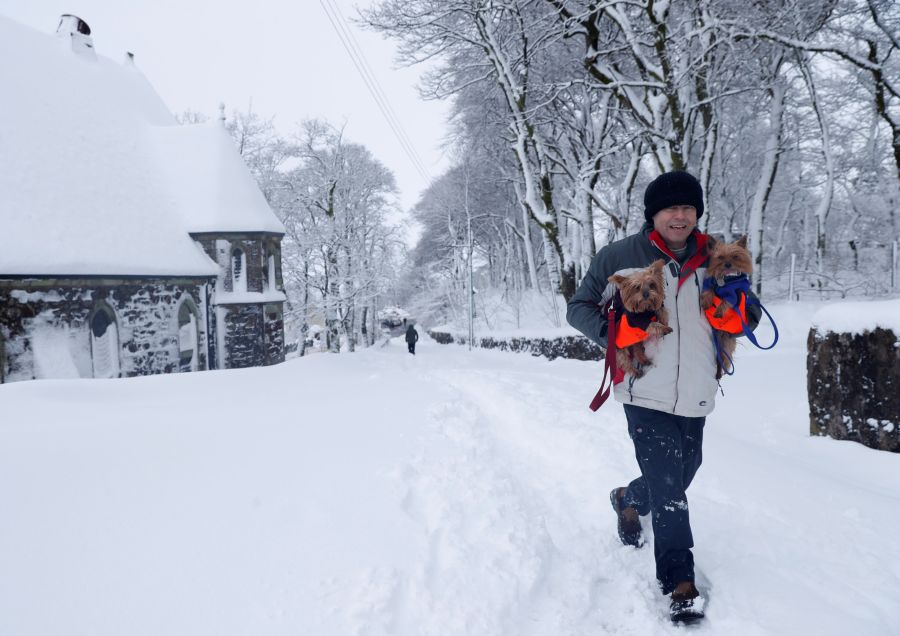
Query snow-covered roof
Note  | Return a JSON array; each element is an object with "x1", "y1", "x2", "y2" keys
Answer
[
  {"x1": 152, "y1": 124, "x2": 285, "y2": 235},
  {"x1": 0, "y1": 16, "x2": 281, "y2": 278}
]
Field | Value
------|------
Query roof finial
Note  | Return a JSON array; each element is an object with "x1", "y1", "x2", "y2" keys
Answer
[{"x1": 218, "y1": 102, "x2": 226, "y2": 127}]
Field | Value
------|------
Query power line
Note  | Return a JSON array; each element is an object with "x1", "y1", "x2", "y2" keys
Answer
[
  {"x1": 325, "y1": 0, "x2": 431, "y2": 183},
  {"x1": 323, "y1": 0, "x2": 431, "y2": 179},
  {"x1": 319, "y1": 0, "x2": 432, "y2": 184},
  {"x1": 321, "y1": 0, "x2": 431, "y2": 183}
]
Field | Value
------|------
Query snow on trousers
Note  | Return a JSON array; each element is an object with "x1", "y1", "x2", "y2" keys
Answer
[{"x1": 621, "y1": 404, "x2": 705, "y2": 594}]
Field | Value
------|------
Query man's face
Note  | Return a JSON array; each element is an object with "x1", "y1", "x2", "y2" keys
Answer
[{"x1": 652, "y1": 205, "x2": 697, "y2": 249}]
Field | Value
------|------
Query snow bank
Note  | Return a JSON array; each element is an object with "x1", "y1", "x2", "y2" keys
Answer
[
  {"x1": 30, "y1": 325, "x2": 84, "y2": 379},
  {"x1": 2, "y1": 301, "x2": 898, "y2": 635}
]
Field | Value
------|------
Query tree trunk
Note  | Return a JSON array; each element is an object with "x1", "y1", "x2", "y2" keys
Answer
[
  {"x1": 513, "y1": 183, "x2": 541, "y2": 290},
  {"x1": 360, "y1": 305, "x2": 369, "y2": 348},
  {"x1": 800, "y1": 54, "x2": 834, "y2": 291},
  {"x1": 748, "y1": 66, "x2": 787, "y2": 296}
]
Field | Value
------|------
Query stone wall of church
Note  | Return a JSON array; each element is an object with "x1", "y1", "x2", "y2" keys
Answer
[
  {"x1": 264, "y1": 303, "x2": 285, "y2": 366},
  {"x1": 218, "y1": 302, "x2": 286, "y2": 369},
  {"x1": 0, "y1": 279, "x2": 210, "y2": 382},
  {"x1": 199, "y1": 233, "x2": 286, "y2": 370},
  {"x1": 195, "y1": 235, "x2": 283, "y2": 294},
  {"x1": 221, "y1": 303, "x2": 264, "y2": 368}
]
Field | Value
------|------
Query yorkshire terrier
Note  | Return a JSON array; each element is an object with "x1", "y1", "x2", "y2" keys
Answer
[
  {"x1": 607, "y1": 259, "x2": 673, "y2": 378},
  {"x1": 700, "y1": 235, "x2": 753, "y2": 377}
]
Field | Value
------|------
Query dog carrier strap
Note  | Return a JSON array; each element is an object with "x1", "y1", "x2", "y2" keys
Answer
[
  {"x1": 590, "y1": 304, "x2": 619, "y2": 412},
  {"x1": 738, "y1": 298, "x2": 779, "y2": 350}
]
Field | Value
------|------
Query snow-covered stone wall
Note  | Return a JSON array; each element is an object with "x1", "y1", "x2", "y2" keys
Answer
[
  {"x1": 219, "y1": 303, "x2": 285, "y2": 369},
  {"x1": 0, "y1": 280, "x2": 209, "y2": 382},
  {"x1": 222, "y1": 304, "x2": 264, "y2": 369},
  {"x1": 808, "y1": 302, "x2": 900, "y2": 452},
  {"x1": 196, "y1": 234, "x2": 286, "y2": 370},
  {"x1": 196, "y1": 235, "x2": 284, "y2": 294},
  {"x1": 263, "y1": 304, "x2": 286, "y2": 366}
]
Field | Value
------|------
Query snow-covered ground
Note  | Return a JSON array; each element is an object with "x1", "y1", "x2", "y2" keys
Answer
[{"x1": 2, "y1": 301, "x2": 898, "y2": 635}]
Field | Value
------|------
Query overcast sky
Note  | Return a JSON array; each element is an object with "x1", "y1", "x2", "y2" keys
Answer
[{"x1": 0, "y1": 0, "x2": 450, "y2": 213}]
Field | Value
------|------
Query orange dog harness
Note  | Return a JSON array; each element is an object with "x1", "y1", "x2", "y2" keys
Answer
[
  {"x1": 615, "y1": 312, "x2": 660, "y2": 348},
  {"x1": 704, "y1": 294, "x2": 748, "y2": 334}
]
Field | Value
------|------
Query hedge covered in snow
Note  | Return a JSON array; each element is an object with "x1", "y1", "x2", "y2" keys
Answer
[{"x1": 427, "y1": 330, "x2": 604, "y2": 362}]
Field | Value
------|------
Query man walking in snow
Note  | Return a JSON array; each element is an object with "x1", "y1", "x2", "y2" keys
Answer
[
  {"x1": 405, "y1": 323, "x2": 419, "y2": 355},
  {"x1": 566, "y1": 171, "x2": 759, "y2": 622}
]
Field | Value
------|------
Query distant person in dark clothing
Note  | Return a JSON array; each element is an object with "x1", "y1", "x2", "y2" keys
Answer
[{"x1": 405, "y1": 324, "x2": 419, "y2": 354}]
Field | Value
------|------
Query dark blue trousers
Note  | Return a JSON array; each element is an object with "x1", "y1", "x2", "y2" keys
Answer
[{"x1": 621, "y1": 404, "x2": 705, "y2": 595}]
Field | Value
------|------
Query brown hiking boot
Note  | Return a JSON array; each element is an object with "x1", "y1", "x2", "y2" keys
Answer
[
  {"x1": 670, "y1": 581, "x2": 705, "y2": 623},
  {"x1": 609, "y1": 487, "x2": 643, "y2": 547}
]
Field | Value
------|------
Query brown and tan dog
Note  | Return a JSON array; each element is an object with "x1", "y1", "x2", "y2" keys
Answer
[
  {"x1": 608, "y1": 259, "x2": 673, "y2": 378},
  {"x1": 700, "y1": 235, "x2": 753, "y2": 377}
]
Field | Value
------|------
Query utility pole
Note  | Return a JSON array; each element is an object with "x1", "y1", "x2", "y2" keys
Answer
[
  {"x1": 892, "y1": 239, "x2": 897, "y2": 290},
  {"x1": 467, "y1": 206, "x2": 474, "y2": 351},
  {"x1": 463, "y1": 161, "x2": 475, "y2": 351},
  {"x1": 789, "y1": 253, "x2": 796, "y2": 301},
  {"x1": 450, "y1": 171, "x2": 478, "y2": 351}
]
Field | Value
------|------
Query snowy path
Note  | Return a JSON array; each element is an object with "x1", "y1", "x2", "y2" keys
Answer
[{"x1": 2, "y1": 303, "x2": 899, "y2": 635}]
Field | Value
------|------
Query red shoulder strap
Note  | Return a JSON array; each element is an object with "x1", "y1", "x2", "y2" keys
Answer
[{"x1": 590, "y1": 305, "x2": 620, "y2": 411}]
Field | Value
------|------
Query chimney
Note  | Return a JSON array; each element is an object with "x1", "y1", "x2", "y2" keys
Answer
[{"x1": 56, "y1": 14, "x2": 96, "y2": 60}]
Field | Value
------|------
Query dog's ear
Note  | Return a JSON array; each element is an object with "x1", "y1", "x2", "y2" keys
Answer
[
  {"x1": 649, "y1": 259, "x2": 666, "y2": 272},
  {"x1": 608, "y1": 274, "x2": 627, "y2": 286},
  {"x1": 706, "y1": 235, "x2": 718, "y2": 251},
  {"x1": 736, "y1": 235, "x2": 748, "y2": 249}
]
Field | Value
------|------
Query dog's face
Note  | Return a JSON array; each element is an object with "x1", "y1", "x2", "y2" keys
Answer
[
  {"x1": 608, "y1": 259, "x2": 667, "y2": 313},
  {"x1": 706, "y1": 235, "x2": 752, "y2": 281}
]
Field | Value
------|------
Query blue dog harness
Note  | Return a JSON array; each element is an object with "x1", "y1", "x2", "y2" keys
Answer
[
  {"x1": 704, "y1": 274, "x2": 779, "y2": 375},
  {"x1": 703, "y1": 275, "x2": 750, "y2": 310}
]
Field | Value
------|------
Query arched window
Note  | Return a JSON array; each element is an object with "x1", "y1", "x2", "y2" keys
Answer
[
  {"x1": 271, "y1": 244, "x2": 280, "y2": 290},
  {"x1": 263, "y1": 242, "x2": 277, "y2": 291},
  {"x1": 90, "y1": 303, "x2": 120, "y2": 379},
  {"x1": 177, "y1": 299, "x2": 200, "y2": 372},
  {"x1": 231, "y1": 247, "x2": 247, "y2": 293}
]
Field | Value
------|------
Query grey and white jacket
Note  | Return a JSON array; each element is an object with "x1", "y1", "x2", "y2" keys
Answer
[{"x1": 566, "y1": 224, "x2": 760, "y2": 417}]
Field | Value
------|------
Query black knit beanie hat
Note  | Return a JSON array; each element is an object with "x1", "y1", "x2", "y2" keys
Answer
[{"x1": 643, "y1": 171, "x2": 704, "y2": 222}]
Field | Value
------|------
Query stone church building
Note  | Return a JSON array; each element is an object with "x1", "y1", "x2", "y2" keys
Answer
[{"x1": 0, "y1": 15, "x2": 286, "y2": 383}]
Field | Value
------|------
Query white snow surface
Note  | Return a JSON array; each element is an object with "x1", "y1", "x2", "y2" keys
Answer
[
  {"x1": 0, "y1": 16, "x2": 280, "y2": 277},
  {"x1": 215, "y1": 289, "x2": 289, "y2": 305},
  {"x1": 2, "y1": 300, "x2": 898, "y2": 634},
  {"x1": 811, "y1": 297, "x2": 900, "y2": 336}
]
